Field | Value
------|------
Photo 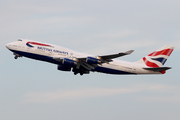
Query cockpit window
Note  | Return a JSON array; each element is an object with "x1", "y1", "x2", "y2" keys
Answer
[{"x1": 17, "y1": 39, "x2": 22, "y2": 41}]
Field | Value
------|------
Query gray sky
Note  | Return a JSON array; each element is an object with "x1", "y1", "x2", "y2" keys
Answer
[{"x1": 0, "y1": 0, "x2": 180, "y2": 120}]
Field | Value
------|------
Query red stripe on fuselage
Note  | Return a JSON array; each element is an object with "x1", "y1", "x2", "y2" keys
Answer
[
  {"x1": 143, "y1": 57, "x2": 159, "y2": 67},
  {"x1": 148, "y1": 49, "x2": 173, "y2": 56},
  {"x1": 27, "y1": 42, "x2": 51, "y2": 47}
]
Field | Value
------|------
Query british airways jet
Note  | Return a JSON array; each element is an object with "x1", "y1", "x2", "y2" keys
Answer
[{"x1": 6, "y1": 39, "x2": 174, "y2": 75}]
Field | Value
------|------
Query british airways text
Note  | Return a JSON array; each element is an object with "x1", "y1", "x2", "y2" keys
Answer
[{"x1": 37, "y1": 46, "x2": 68, "y2": 55}]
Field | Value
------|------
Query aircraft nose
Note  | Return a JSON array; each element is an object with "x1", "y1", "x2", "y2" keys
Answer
[{"x1": 6, "y1": 43, "x2": 10, "y2": 49}]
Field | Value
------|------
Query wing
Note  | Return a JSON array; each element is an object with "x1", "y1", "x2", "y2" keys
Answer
[
  {"x1": 77, "y1": 50, "x2": 134, "y2": 62},
  {"x1": 98, "y1": 50, "x2": 134, "y2": 61},
  {"x1": 53, "y1": 50, "x2": 134, "y2": 75}
]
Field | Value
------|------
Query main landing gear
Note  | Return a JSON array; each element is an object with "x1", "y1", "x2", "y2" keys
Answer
[
  {"x1": 72, "y1": 68, "x2": 90, "y2": 76},
  {"x1": 73, "y1": 68, "x2": 84, "y2": 76},
  {"x1": 73, "y1": 71, "x2": 84, "y2": 76}
]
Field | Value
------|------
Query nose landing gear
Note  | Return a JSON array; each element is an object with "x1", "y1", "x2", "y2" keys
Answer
[
  {"x1": 14, "y1": 55, "x2": 18, "y2": 59},
  {"x1": 13, "y1": 53, "x2": 22, "y2": 59}
]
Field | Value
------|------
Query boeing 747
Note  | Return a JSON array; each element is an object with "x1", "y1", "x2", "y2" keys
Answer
[{"x1": 6, "y1": 39, "x2": 174, "y2": 75}]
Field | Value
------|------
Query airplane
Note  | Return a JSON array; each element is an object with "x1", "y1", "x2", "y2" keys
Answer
[{"x1": 6, "y1": 39, "x2": 174, "y2": 75}]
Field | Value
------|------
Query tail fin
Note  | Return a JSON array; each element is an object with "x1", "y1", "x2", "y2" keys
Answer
[{"x1": 137, "y1": 46, "x2": 175, "y2": 68}]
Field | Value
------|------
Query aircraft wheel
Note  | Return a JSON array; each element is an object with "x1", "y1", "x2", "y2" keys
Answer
[
  {"x1": 74, "y1": 72, "x2": 78, "y2": 75},
  {"x1": 80, "y1": 73, "x2": 84, "y2": 76},
  {"x1": 14, "y1": 56, "x2": 18, "y2": 59}
]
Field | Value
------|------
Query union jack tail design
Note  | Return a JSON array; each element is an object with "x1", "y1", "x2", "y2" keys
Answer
[{"x1": 137, "y1": 46, "x2": 175, "y2": 68}]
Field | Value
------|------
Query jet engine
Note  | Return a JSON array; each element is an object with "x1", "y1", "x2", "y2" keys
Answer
[
  {"x1": 62, "y1": 58, "x2": 76, "y2": 66},
  {"x1": 86, "y1": 57, "x2": 101, "y2": 64},
  {"x1": 57, "y1": 65, "x2": 71, "y2": 71}
]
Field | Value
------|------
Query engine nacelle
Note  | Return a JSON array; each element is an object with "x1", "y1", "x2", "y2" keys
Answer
[
  {"x1": 86, "y1": 57, "x2": 100, "y2": 64},
  {"x1": 57, "y1": 65, "x2": 71, "y2": 71},
  {"x1": 62, "y1": 58, "x2": 76, "y2": 66}
]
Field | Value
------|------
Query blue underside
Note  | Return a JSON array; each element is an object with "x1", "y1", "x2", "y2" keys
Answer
[
  {"x1": 11, "y1": 50, "x2": 134, "y2": 75},
  {"x1": 94, "y1": 66, "x2": 134, "y2": 74}
]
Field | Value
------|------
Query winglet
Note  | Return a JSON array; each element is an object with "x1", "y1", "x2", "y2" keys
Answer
[{"x1": 124, "y1": 50, "x2": 134, "y2": 55}]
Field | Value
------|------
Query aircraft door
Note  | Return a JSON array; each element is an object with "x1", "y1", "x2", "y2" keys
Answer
[{"x1": 132, "y1": 66, "x2": 136, "y2": 73}]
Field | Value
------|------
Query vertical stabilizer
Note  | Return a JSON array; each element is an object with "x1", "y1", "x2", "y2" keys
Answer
[{"x1": 136, "y1": 46, "x2": 174, "y2": 68}]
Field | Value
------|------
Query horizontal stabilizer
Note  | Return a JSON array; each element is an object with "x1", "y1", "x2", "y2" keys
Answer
[{"x1": 143, "y1": 67, "x2": 171, "y2": 72}]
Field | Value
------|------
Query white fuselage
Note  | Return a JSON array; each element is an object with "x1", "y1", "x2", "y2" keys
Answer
[{"x1": 6, "y1": 39, "x2": 161, "y2": 75}]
